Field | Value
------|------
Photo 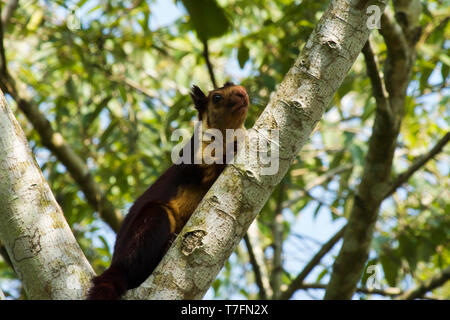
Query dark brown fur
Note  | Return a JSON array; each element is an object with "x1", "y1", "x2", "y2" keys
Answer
[{"x1": 87, "y1": 82, "x2": 249, "y2": 300}]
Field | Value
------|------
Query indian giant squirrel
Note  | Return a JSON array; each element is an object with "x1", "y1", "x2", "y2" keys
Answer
[{"x1": 87, "y1": 82, "x2": 249, "y2": 300}]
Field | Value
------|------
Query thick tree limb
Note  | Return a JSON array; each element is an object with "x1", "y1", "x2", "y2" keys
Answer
[
  {"x1": 380, "y1": 11, "x2": 413, "y2": 100},
  {"x1": 281, "y1": 129, "x2": 448, "y2": 300},
  {"x1": 361, "y1": 39, "x2": 391, "y2": 117},
  {"x1": 125, "y1": 0, "x2": 388, "y2": 300},
  {"x1": 325, "y1": 4, "x2": 421, "y2": 300},
  {"x1": 0, "y1": 89, "x2": 94, "y2": 299},
  {"x1": 397, "y1": 266, "x2": 450, "y2": 300},
  {"x1": 0, "y1": 12, "x2": 122, "y2": 232},
  {"x1": 0, "y1": 74, "x2": 123, "y2": 232},
  {"x1": 283, "y1": 130, "x2": 448, "y2": 300}
]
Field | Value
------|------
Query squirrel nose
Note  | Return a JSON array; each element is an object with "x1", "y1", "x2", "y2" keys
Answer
[
  {"x1": 235, "y1": 92, "x2": 245, "y2": 98},
  {"x1": 233, "y1": 88, "x2": 249, "y2": 104}
]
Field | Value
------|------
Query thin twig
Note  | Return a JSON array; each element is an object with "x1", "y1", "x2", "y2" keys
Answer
[
  {"x1": 384, "y1": 132, "x2": 450, "y2": 199},
  {"x1": 362, "y1": 39, "x2": 391, "y2": 117},
  {"x1": 397, "y1": 266, "x2": 450, "y2": 300},
  {"x1": 243, "y1": 234, "x2": 267, "y2": 299},
  {"x1": 284, "y1": 132, "x2": 449, "y2": 300},
  {"x1": 297, "y1": 283, "x2": 408, "y2": 298},
  {"x1": 279, "y1": 225, "x2": 346, "y2": 300},
  {"x1": 285, "y1": 164, "x2": 353, "y2": 208},
  {"x1": 271, "y1": 182, "x2": 286, "y2": 299},
  {"x1": 202, "y1": 40, "x2": 217, "y2": 89}
]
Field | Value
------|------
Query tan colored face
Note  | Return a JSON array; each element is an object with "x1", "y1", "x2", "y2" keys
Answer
[{"x1": 191, "y1": 82, "x2": 249, "y2": 131}]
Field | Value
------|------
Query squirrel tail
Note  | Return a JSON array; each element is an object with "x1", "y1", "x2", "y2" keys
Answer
[
  {"x1": 86, "y1": 203, "x2": 173, "y2": 300},
  {"x1": 86, "y1": 265, "x2": 127, "y2": 300}
]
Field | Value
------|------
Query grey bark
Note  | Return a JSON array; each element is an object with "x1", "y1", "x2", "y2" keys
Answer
[
  {"x1": 125, "y1": 0, "x2": 388, "y2": 300},
  {"x1": 324, "y1": 3, "x2": 421, "y2": 299},
  {"x1": 0, "y1": 89, "x2": 94, "y2": 299}
]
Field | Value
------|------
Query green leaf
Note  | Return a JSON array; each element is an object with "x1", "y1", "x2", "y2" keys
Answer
[
  {"x1": 380, "y1": 253, "x2": 400, "y2": 287},
  {"x1": 237, "y1": 43, "x2": 250, "y2": 69},
  {"x1": 316, "y1": 267, "x2": 328, "y2": 283},
  {"x1": 312, "y1": 202, "x2": 322, "y2": 219},
  {"x1": 27, "y1": 9, "x2": 44, "y2": 31},
  {"x1": 343, "y1": 196, "x2": 353, "y2": 219},
  {"x1": 441, "y1": 63, "x2": 449, "y2": 83},
  {"x1": 98, "y1": 235, "x2": 112, "y2": 259},
  {"x1": 181, "y1": 0, "x2": 231, "y2": 42},
  {"x1": 399, "y1": 234, "x2": 418, "y2": 272},
  {"x1": 349, "y1": 143, "x2": 365, "y2": 166},
  {"x1": 361, "y1": 259, "x2": 378, "y2": 287}
]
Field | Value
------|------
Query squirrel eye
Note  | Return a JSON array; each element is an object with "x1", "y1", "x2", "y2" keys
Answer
[{"x1": 212, "y1": 94, "x2": 222, "y2": 103}]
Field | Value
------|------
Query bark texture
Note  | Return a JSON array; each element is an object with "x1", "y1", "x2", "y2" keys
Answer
[
  {"x1": 0, "y1": 89, "x2": 94, "y2": 299},
  {"x1": 125, "y1": 0, "x2": 388, "y2": 300},
  {"x1": 324, "y1": 2, "x2": 421, "y2": 299},
  {"x1": 0, "y1": 76, "x2": 123, "y2": 233}
]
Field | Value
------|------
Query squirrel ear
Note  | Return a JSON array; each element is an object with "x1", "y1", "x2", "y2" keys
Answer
[{"x1": 190, "y1": 85, "x2": 207, "y2": 117}]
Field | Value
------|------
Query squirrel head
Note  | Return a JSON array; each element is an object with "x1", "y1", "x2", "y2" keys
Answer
[{"x1": 190, "y1": 82, "x2": 249, "y2": 131}]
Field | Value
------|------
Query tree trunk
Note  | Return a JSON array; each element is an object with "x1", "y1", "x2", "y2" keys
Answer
[
  {"x1": 126, "y1": 0, "x2": 388, "y2": 300},
  {"x1": 324, "y1": 1, "x2": 421, "y2": 299},
  {"x1": 0, "y1": 89, "x2": 94, "y2": 299}
]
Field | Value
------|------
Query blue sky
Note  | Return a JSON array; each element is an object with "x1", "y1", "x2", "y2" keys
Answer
[
  {"x1": 3, "y1": 0, "x2": 446, "y2": 300},
  {"x1": 0, "y1": 0, "x2": 367, "y2": 300},
  {"x1": 143, "y1": 0, "x2": 349, "y2": 300},
  {"x1": 148, "y1": 0, "x2": 348, "y2": 299}
]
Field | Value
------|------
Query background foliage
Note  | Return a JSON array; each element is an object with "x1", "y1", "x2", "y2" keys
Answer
[{"x1": 0, "y1": 0, "x2": 448, "y2": 299}]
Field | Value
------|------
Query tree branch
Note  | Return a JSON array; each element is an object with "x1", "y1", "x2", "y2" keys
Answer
[
  {"x1": 0, "y1": 77, "x2": 123, "y2": 232},
  {"x1": 298, "y1": 283, "x2": 404, "y2": 297},
  {"x1": 380, "y1": 11, "x2": 409, "y2": 58},
  {"x1": 301, "y1": 282, "x2": 441, "y2": 299},
  {"x1": 243, "y1": 234, "x2": 267, "y2": 299},
  {"x1": 284, "y1": 164, "x2": 353, "y2": 208},
  {"x1": 397, "y1": 266, "x2": 450, "y2": 300},
  {"x1": 0, "y1": 60, "x2": 123, "y2": 232},
  {"x1": 270, "y1": 182, "x2": 286, "y2": 299},
  {"x1": 0, "y1": 9, "x2": 123, "y2": 232},
  {"x1": 384, "y1": 131, "x2": 450, "y2": 199},
  {"x1": 325, "y1": 4, "x2": 420, "y2": 300},
  {"x1": 362, "y1": 39, "x2": 391, "y2": 117},
  {"x1": 0, "y1": 5, "x2": 7, "y2": 74},
  {"x1": 282, "y1": 128, "x2": 448, "y2": 300},
  {"x1": 0, "y1": 89, "x2": 94, "y2": 299},
  {"x1": 202, "y1": 33, "x2": 270, "y2": 299},
  {"x1": 379, "y1": 10, "x2": 416, "y2": 101},
  {"x1": 280, "y1": 225, "x2": 346, "y2": 300},
  {"x1": 125, "y1": 0, "x2": 388, "y2": 300},
  {"x1": 285, "y1": 129, "x2": 448, "y2": 300},
  {"x1": 202, "y1": 40, "x2": 217, "y2": 89},
  {"x1": 1, "y1": 0, "x2": 19, "y2": 29}
]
